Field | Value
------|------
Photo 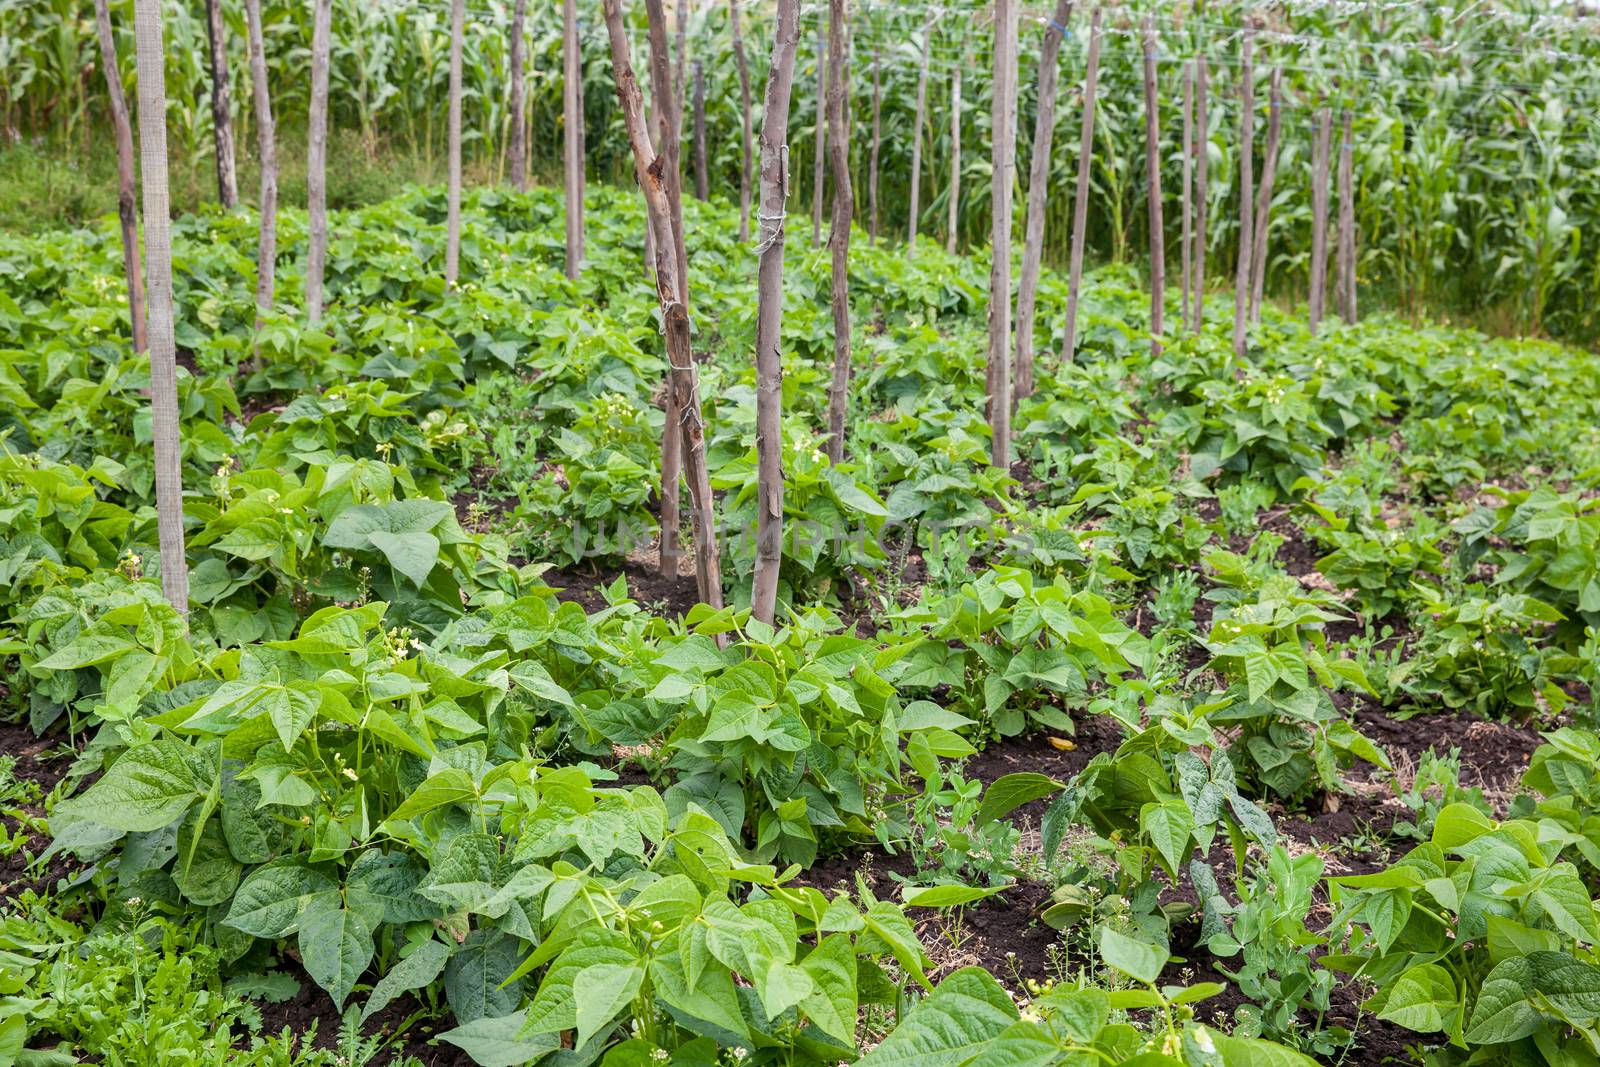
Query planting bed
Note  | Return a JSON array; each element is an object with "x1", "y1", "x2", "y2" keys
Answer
[{"x1": 2, "y1": 186, "x2": 1600, "y2": 1067}]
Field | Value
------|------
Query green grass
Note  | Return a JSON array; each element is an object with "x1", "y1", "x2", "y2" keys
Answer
[{"x1": 0, "y1": 127, "x2": 505, "y2": 233}]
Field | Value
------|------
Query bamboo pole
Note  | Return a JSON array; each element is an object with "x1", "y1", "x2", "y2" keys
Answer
[
  {"x1": 304, "y1": 0, "x2": 332, "y2": 323},
  {"x1": 946, "y1": 33, "x2": 965, "y2": 255},
  {"x1": 1336, "y1": 108, "x2": 1357, "y2": 323},
  {"x1": 131, "y1": 0, "x2": 189, "y2": 612},
  {"x1": 508, "y1": 0, "x2": 527, "y2": 192},
  {"x1": 91, "y1": 0, "x2": 147, "y2": 353},
  {"x1": 675, "y1": 0, "x2": 689, "y2": 137},
  {"x1": 907, "y1": 9, "x2": 933, "y2": 252},
  {"x1": 868, "y1": 48, "x2": 881, "y2": 245},
  {"x1": 811, "y1": 24, "x2": 827, "y2": 248},
  {"x1": 1142, "y1": 17, "x2": 1164, "y2": 360},
  {"x1": 751, "y1": 0, "x2": 800, "y2": 625},
  {"x1": 601, "y1": 0, "x2": 724, "y2": 611},
  {"x1": 730, "y1": 0, "x2": 753, "y2": 242},
  {"x1": 1231, "y1": 27, "x2": 1254, "y2": 358},
  {"x1": 1014, "y1": 0, "x2": 1073, "y2": 402},
  {"x1": 1181, "y1": 61, "x2": 1193, "y2": 331},
  {"x1": 1309, "y1": 106, "x2": 1332, "y2": 333},
  {"x1": 988, "y1": 0, "x2": 1018, "y2": 466},
  {"x1": 204, "y1": 0, "x2": 237, "y2": 208},
  {"x1": 1060, "y1": 7, "x2": 1102, "y2": 362},
  {"x1": 692, "y1": 59, "x2": 708, "y2": 200},
  {"x1": 824, "y1": 0, "x2": 853, "y2": 464},
  {"x1": 1193, "y1": 54, "x2": 1208, "y2": 331},
  {"x1": 243, "y1": 0, "x2": 275, "y2": 334},
  {"x1": 1249, "y1": 67, "x2": 1282, "y2": 323},
  {"x1": 445, "y1": 0, "x2": 464, "y2": 286},
  {"x1": 564, "y1": 0, "x2": 583, "y2": 279}
]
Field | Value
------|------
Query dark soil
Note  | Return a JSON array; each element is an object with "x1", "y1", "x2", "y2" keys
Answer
[
  {"x1": 254, "y1": 964, "x2": 471, "y2": 1066},
  {"x1": 1349, "y1": 700, "x2": 1543, "y2": 806},
  {"x1": 1163, "y1": 919, "x2": 1425, "y2": 1066},
  {"x1": 543, "y1": 558, "x2": 700, "y2": 618},
  {"x1": 0, "y1": 722, "x2": 82, "y2": 898}
]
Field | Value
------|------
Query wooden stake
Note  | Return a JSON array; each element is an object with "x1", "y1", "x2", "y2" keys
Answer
[
  {"x1": 988, "y1": 0, "x2": 1018, "y2": 466},
  {"x1": 811, "y1": 24, "x2": 826, "y2": 248},
  {"x1": 243, "y1": 0, "x2": 275, "y2": 335},
  {"x1": 204, "y1": 0, "x2": 237, "y2": 208},
  {"x1": 751, "y1": 0, "x2": 800, "y2": 625},
  {"x1": 692, "y1": 59, "x2": 708, "y2": 199},
  {"x1": 564, "y1": 0, "x2": 583, "y2": 279},
  {"x1": 645, "y1": 0, "x2": 689, "y2": 302},
  {"x1": 1308, "y1": 106, "x2": 1331, "y2": 333},
  {"x1": 1061, "y1": 8, "x2": 1102, "y2": 362},
  {"x1": 1181, "y1": 61, "x2": 1193, "y2": 332},
  {"x1": 445, "y1": 0, "x2": 464, "y2": 286},
  {"x1": 131, "y1": 0, "x2": 189, "y2": 612},
  {"x1": 824, "y1": 0, "x2": 853, "y2": 464},
  {"x1": 1336, "y1": 108, "x2": 1356, "y2": 323},
  {"x1": 1142, "y1": 17, "x2": 1164, "y2": 360},
  {"x1": 508, "y1": 0, "x2": 527, "y2": 192},
  {"x1": 91, "y1": 0, "x2": 147, "y2": 353},
  {"x1": 1249, "y1": 67, "x2": 1282, "y2": 324},
  {"x1": 304, "y1": 0, "x2": 332, "y2": 323},
  {"x1": 907, "y1": 9, "x2": 933, "y2": 252},
  {"x1": 1231, "y1": 27, "x2": 1254, "y2": 358},
  {"x1": 730, "y1": 0, "x2": 753, "y2": 242},
  {"x1": 947, "y1": 34, "x2": 965, "y2": 255},
  {"x1": 601, "y1": 0, "x2": 724, "y2": 611},
  {"x1": 868, "y1": 48, "x2": 881, "y2": 244},
  {"x1": 642, "y1": 1, "x2": 687, "y2": 575},
  {"x1": 675, "y1": 0, "x2": 689, "y2": 137},
  {"x1": 1014, "y1": 0, "x2": 1073, "y2": 402},
  {"x1": 1193, "y1": 54, "x2": 1208, "y2": 331}
]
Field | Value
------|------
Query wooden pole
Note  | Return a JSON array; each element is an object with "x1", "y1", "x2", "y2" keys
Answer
[
  {"x1": 811, "y1": 23, "x2": 827, "y2": 248},
  {"x1": 692, "y1": 59, "x2": 708, "y2": 199},
  {"x1": 91, "y1": 0, "x2": 147, "y2": 354},
  {"x1": 947, "y1": 34, "x2": 965, "y2": 255},
  {"x1": 508, "y1": 0, "x2": 527, "y2": 192},
  {"x1": 1336, "y1": 108, "x2": 1356, "y2": 323},
  {"x1": 445, "y1": 0, "x2": 464, "y2": 286},
  {"x1": 564, "y1": 0, "x2": 584, "y2": 279},
  {"x1": 1231, "y1": 28, "x2": 1254, "y2": 358},
  {"x1": 988, "y1": 0, "x2": 1018, "y2": 466},
  {"x1": 304, "y1": 0, "x2": 332, "y2": 323},
  {"x1": 868, "y1": 48, "x2": 881, "y2": 245},
  {"x1": 1309, "y1": 105, "x2": 1331, "y2": 333},
  {"x1": 131, "y1": 0, "x2": 189, "y2": 612},
  {"x1": 907, "y1": 9, "x2": 933, "y2": 252},
  {"x1": 1014, "y1": 0, "x2": 1073, "y2": 402},
  {"x1": 203, "y1": 0, "x2": 238, "y2": 208},
  {"x1": 1060, "y1": 8, "x2": 1102, "y2": 362},
  {"x1": 675, "y1": 0, "x2": 689, "y2": 139},
  {"x1": 642, "y1": 1, "x2": 687, "y2": 575},
  {"x1": 730, "y1": 0, "x2": 753, "y2": 242},
  {"x1": 601, "y1": 0, "x2": 724, "y2": 611},
  {"x1": 1142, "y1": 17, "x2": 1164, "y2": 360},
  {"x1": 1193, "y1": 54, "x2": 1208, "y2": 331},
  {"x1": 645, "y1": 0, "x2": 689, "y2": 301},
  {"x1": 1181, "y1": 61, "x2": 1193, "y2": 332},
  {"x1": 1249, "y1": 67, "x2": 1282, "y2": 324},
  {"x1": 243, "y1": 0, "x2": 275, "y2": 335},
  {"x1": 751, "y1": 0, "x2": 800, "y2": 625},
  {"x1": 824, "y1": 0, "x2": 853, "y2": 464}
]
